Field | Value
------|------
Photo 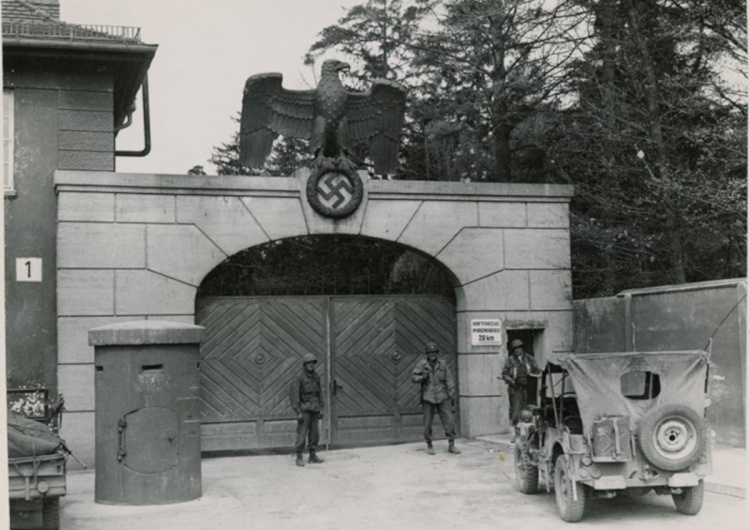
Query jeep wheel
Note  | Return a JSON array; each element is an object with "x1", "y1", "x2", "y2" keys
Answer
[
  {"x1": 514, "y1": 443, "x2": 538, "y2": 494},
  {"x1": 554, "y1": 455, "x2": 586, "y2": 522},
  {"x1": 672, "y1": 480, "x2": 704, "y2": 515},
  {"x1": 638, "y1": 404, "x2": 705, "y2": 471},
  {"x1": 42, "y1": 498, "x2": 60, "y2": 530}
]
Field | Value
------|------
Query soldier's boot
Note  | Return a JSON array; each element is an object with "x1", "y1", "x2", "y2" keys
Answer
[
  {"x1": 426, "y1": 443, "x2": 435, "y2": 455},
  {"x1": 448, "y1": 440, "x2": 461, "y2": 454},
  {"x1": 308, "y1": 450, "x2": 324, "y2": 464},
  {"x1": 296, "y1": 453, "x2": 305, "y2": 467}
]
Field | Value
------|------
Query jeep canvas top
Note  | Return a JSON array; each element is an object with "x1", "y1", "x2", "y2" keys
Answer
[{"x1": 513, "y1": 350, "x2": 711, "y2": 522}]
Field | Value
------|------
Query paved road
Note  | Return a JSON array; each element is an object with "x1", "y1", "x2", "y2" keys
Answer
[{"x1": 61, "y1": 439, "x2": 747, "y2": 530}]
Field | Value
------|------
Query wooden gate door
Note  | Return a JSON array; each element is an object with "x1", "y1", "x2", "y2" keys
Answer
[
  {"x1": 196, "y1": 295, "x2": 456, "y2": 451},
  {"x1": 196, "y1": 297, "x2": 329, "y2": 452},
  {"x1": 330, "y1": 296, "x2": 457, "y2": 445}
]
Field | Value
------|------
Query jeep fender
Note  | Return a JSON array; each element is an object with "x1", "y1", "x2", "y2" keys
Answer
[
  {"x1": 556, "y1": 450, "x2": 590, "y2": 489},
  {"x1": 547, "y1": 441, "x2": 565, "y2": 466}
]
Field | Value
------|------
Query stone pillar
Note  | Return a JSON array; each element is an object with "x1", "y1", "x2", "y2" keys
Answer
[{"x1": 456, "y1": 313, "x2": 509, "y2": 437}]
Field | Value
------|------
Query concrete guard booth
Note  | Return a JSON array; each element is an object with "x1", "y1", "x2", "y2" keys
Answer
[
  {"x1": 56, "y1": 169, "x2": 574, "y2": 467},
  {"x1": 89, "y1": 320, "x2": 203, "y2": 504}
]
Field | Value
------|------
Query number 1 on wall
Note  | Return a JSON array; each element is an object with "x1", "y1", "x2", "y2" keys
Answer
[{"x1": 16, "y1": 258, "x2": 42, "y2": 282}]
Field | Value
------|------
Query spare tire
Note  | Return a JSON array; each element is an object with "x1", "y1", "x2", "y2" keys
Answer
[{"x1": 637, "y1": 404, "x2": 706, "y2": 471}]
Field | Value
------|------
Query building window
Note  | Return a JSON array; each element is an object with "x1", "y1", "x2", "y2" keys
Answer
[{"x1": 4, "y1": 89, "x2": 15, "y2": 195}]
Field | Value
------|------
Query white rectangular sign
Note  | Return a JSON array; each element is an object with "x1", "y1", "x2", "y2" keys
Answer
[
  {"x1": 470, "y1": 319, "x2": 503, "y2": 346},
  {"x1": 16, "y1": 258, "x2": 42, "y2": 282}
]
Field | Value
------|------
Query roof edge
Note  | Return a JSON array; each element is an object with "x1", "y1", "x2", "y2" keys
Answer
[{"x1": 2, "y1": 36, "x2": 158, "y2": 54}]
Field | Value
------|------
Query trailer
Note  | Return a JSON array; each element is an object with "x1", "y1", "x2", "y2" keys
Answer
[{"x1": 7, "y1": 389, "x2": 76, "y2": 530}]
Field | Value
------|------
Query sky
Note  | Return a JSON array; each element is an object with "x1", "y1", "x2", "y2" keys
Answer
[{"x1": 61, "y1": 0, "x2": 363, "y2": 175}]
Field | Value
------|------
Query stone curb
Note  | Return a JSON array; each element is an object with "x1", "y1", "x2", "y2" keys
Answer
[{"x1": 704, "y1": 482, "x2": 746, "y2": 499}]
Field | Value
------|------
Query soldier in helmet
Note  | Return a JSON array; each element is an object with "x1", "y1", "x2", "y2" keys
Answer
[
  {"x1": 289, "y1": 353, "x2": 324, "y2": 467},
  {"x1": 411, "y1": 341, "x2": 461, "y2": 455},
  {"x1": 502, "y1": 339, "x2": 541, "y2": 426}
]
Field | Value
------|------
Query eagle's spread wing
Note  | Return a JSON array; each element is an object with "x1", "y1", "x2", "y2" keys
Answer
[
  {"x1": 239, "y1": 73, "x2": 316, "y2": 169},
  {"x1": 345, "y1": 79, "x2": 407, "y2": 175}
]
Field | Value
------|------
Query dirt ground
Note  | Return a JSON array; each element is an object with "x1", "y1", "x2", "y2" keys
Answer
[{"x1": 59, "y1": 439, "x2": 747, "y2": 530}]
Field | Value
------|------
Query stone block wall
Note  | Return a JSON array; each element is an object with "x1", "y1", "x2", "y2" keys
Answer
[
  {"x1": 56, "y1": 170, "x2": 574, "y2": 466},
  {"x1": 4, "y1": 64, "x2": 115, "y2": 397}
]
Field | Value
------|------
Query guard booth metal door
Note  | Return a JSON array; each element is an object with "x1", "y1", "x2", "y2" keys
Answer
[{"x1": 196, "y1": 296, "x2": 456, "y2": 452}]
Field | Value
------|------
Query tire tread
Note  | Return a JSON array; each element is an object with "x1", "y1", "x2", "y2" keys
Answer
[
  {"x1": 554, "y1": 454, "x2": 586, "y2": 522},
  {"x1": 514, "y1": 443, "x2": 539, "y2": 494},
  {"x1": 42, "y1": 498, "x2": 60, "y2": 530},
  {"x1": 673, "y1": 480, "x2": 705, "y2": 515}
]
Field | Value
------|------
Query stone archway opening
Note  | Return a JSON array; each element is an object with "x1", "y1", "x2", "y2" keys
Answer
[
  {"x1": 197, "y1": 234, "x2": 458, "y2": 299},
  {"x1": 195, "y1": 235, "x2": 459, "y2": 453}
]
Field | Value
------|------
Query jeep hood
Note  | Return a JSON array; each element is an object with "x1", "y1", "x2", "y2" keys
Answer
[{"x1": 562, "y1": 351, "x2": 709, "y2": 437}]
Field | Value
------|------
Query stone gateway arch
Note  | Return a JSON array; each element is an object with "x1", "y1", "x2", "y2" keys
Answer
[{"x1": 55, "y1": 169, "x2": 574, "y2": 465}]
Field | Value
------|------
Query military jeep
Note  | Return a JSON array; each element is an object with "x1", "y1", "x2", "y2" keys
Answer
[{"x1": 513, "y1": 350, "x2": 711, "y2": 522}]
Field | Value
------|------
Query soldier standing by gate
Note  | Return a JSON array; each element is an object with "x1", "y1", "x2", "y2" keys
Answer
[
  {"x1": 290, "y1": 353, "x2": 325, "y2": 467},
  {"x1": 502, "y1": 339, "x2": 541, "y2": 426},
  {"x1": 411, "y1": 342, "x2": 461, "y2": 455}
]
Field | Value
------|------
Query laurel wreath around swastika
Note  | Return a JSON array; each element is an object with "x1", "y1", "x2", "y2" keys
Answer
[{"x1": 306, "y1": 167, "x2": 364, "y2": 219}]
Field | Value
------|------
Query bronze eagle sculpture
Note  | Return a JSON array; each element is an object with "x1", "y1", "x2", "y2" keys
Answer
[{"x1": 239, "y1": 59, "x2": 407, "y2": 175}]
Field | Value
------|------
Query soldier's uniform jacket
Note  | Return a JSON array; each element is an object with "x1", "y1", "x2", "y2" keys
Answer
[
  {"x1": 411, "y1": 358, "x2": 455, "y2": 404},
  {"x1": 502, "y1": 352, "x2": 539, "y2": 387},
  {"x1": 290, "y1": 370, "x2": 323, "y2": 413}
]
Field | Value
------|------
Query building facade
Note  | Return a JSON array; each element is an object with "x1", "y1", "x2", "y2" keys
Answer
[
  {"x1": 4, "y1": 1, "x2": 575, "y2": 467},
  {"x1": 54, "y1": 171, "x2": 574, "y2": 465},
  {"x1": 2, "y1": 0, "x2": 156, "y2": 399}
]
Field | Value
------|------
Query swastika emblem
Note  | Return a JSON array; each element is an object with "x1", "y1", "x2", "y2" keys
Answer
[
  {"x1": 318, "y1": 172, "x2": 354, "y2": 210},
  {"x1": 306, "y1": 166, "x2": 363, "y2": 219}
]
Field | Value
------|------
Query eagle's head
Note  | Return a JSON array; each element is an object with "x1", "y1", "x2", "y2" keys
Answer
[{"x1": 321, "y1": 59, "x2": 350, "y2": 77}]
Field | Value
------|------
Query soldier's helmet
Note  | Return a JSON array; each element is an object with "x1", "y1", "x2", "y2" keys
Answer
[
  {"x1": 424, "y1": 342, "x2": 440, "y2": 354},
  {"x1": 302, "y1": 353, "x2": 318, "y2": 364},
  {"x1": 510, "y1": 339, "x2": 524, "y2": 350}
]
